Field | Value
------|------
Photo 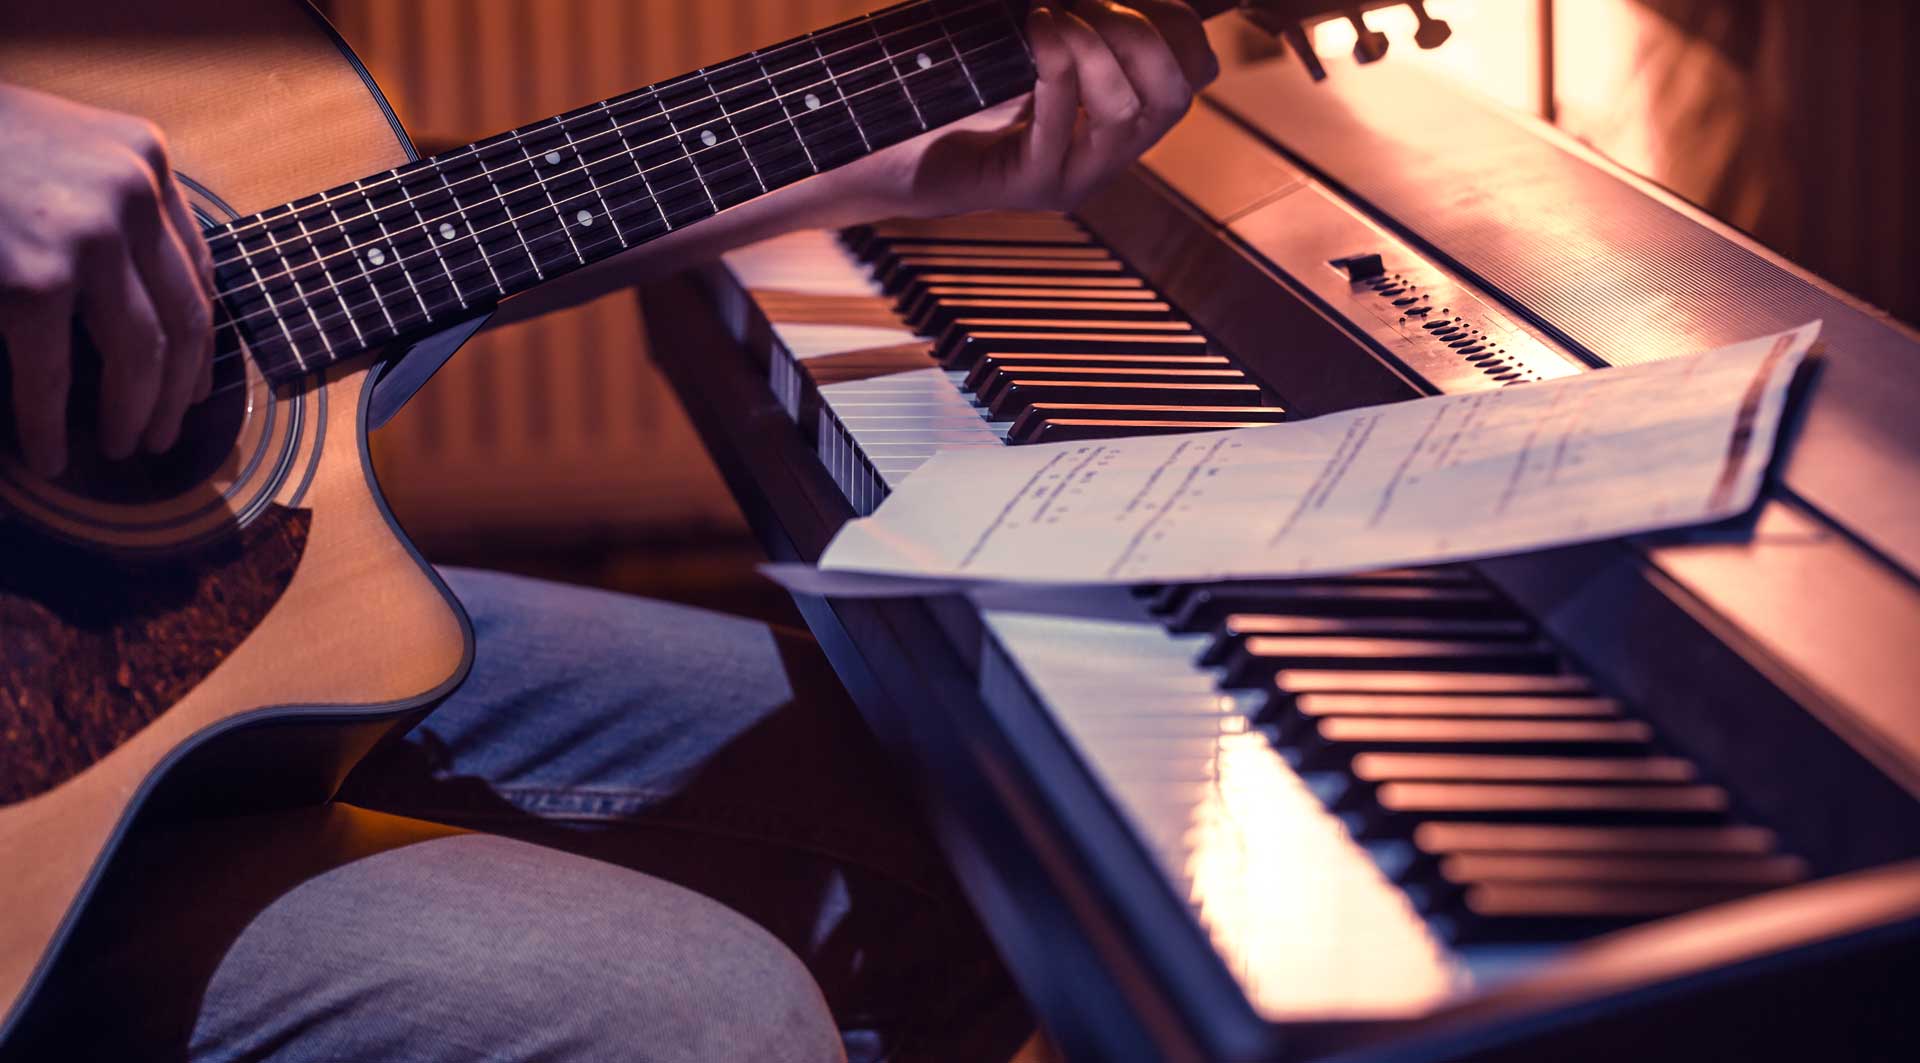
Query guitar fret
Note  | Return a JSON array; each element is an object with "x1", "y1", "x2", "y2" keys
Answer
[
  {"x1": 509, "y1": 126, "x2": 589, "y2": 265},
  {"x1": 658, "y1": 74, "x2": 757, "y2": 211},
  {"x1": 932, "y1": 0, "x2": 986, "y2": 107},
  {"x1": 271, "y1": 198, "x2": 360, "y2": 357},
  {"x1": 607, "y1": 88, "x2": 715, "y2": 230},
  {"x1": 754, "y1": 51, "x2": 818, "y2": 175},
  {"x1": 481, "y1": 143, "x2": 554, "y2": 281},
  {"x1": 991, "y1": 0, "x2": 1035, "y2": 63},
  {"x1": 322, "y1": 200, "x2": 395, "y2": 338},
  {"x1": 225, "y1": 224, "x2": 310, "y2": 372},
  {"x1": 659, "y1": 92, "x2": 721, "y2": 214},
  {"x1": 590, "y1": 99, "x2": 675, "y2": 238},
  {"x1": 877, "y1": 5, "x2": 979, "y2": 131},
  {"x1": 810, "y1": 35, "x2": 873, "y2": 153},
  {"x1": 293, "y1": 208, "x2": 366, "y2": 348},
  {"x1": 431, "y1": 158, "x2": 509, "y2": 295},
  {"x1": 356, "y1": 179, "x2": 436, "y2": 326},
  {"x1": 557, "y1": 119, "x2": 628, "y2": 249},
  {"x1": 703, "y1": 67, "x2": 769, "y2": 196},
  {"x1": 816, "y1": 17, "x2": 922, "y2": 148},
  {"x1": 392, "y1": 167, "x2": 471, "y2": 310},
  {"x1": 219, "y1": 0, "x2": 1046, "y2": 386},
  {"x1": 871, "y1": 18, "x2": 926, "y2": 131},
  {"x1": 715, "y1": 41, "x2": 818, "y2": 189},
  {"x1": 258, "y1": 206, "x2": 340, "y2": 361}
]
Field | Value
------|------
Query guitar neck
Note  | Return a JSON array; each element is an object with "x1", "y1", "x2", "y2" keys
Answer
[{"x1": 208, "y1": 0, "x2": 1038, "y2": 383}]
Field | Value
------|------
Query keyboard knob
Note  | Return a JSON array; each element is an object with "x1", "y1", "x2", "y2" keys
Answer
[
  {"x1": 1241, "y1": 9, "x2": 1330, "y2": 82},
  {"x1": 1408, "y1": 0, "x2": 1453, "y2": 49},
  {"x1": 1335, "y1": 252, "x2": 1386, "y2": 281},
  {"x1": 1345, "y1": 9, "x2": 1390, "y2": 63}
]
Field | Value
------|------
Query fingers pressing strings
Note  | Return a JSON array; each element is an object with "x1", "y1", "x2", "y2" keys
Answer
[
  {"x1": 1030, "y1": 0, "x2": 1198, "y2": 204},
  {"x1": 1021, "y1": 4, "x2": 1080, "y2": 204},
  {"x1": 1113, "y1": 0, "x2": 1221, "y2": 88},
  {"x1": 120, "y1": 137, "x2": 215, "y2": 453},
  {"x1": 5, "y1": 298, "x2": 75, "y2": 478}
]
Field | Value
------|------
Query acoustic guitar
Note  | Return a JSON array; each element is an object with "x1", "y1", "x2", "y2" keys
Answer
[{"x1": 0, "y1": 0, "x2": 1437, "y2": 1040}]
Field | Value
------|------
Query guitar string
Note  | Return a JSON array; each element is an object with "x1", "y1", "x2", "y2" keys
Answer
[
  {"x1": 195, "y1": 34, "x2": 1029, "y2": 369},
  {"x1": 202, "y1": 0, "x2": 1001, "y2": 251},
  {"x1": 202, "y1": 0, "x2": 1015, "y2": 265},
  {"x1": 201, "y1": 5, "x2": 1022, "y2": 316},
  {"x1": 219, "y1": 59, "x2": 1013, "y2": 374},
  {"x1": 204, "y1": 37, "x2": 1022, "y2": 369},
  {"x1": 196, "y1": 11, "x2": 1029, "y2": 326},
  {"x1": 177, "y1": 60, "x2": 1017, "y2": 403}
]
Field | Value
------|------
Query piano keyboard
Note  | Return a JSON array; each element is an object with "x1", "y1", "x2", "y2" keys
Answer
[{"x1": 719, "y1": 213, "x2": 1808, "y2": 1020}]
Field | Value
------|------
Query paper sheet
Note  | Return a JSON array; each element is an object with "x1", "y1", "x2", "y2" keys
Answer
[{"x1": 795, "y1": 323, "x2": 1818, "y2": 588}]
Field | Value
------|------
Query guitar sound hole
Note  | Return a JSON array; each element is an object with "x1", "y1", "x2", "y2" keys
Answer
[{"x1": 0, "y1": 327, "x2": 250, "y2": 505}]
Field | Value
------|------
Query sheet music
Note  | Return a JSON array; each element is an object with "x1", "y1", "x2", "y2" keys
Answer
[{"x1": 797, "y1": 323, "x2": 1818, "y2": 588}]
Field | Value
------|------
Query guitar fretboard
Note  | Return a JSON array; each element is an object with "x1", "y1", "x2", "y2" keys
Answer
[{"x1": 206, "y1": 0, "x2": 1033, "y2": 382}]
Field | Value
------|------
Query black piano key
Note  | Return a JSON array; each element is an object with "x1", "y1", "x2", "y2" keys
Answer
[
  {"x1": 844, "y1": 214, "x2": 1088, "y2": 255},
  {"x1": 880, "y1": 255, "x2": 1128, "y2": 294},
  {"x1": 1442, "y1": 882, "x2": 1767, "y2": 942},
  {"x1": 935, "y1": 321, "x2": 1198, "y2": 366},
  {"x1": 1148, "y1": 569, "x2": 1480, "y2": 616},
  {"x1": 1219, "y1": 636, "x2": 1562, "y2": 688},
  {"x1": 1018, "y1": 418, "x2": 1279, "y2": 442},
  {"x1": 1435, "y1": 853, "x2": 1808, "y2": 888},
  {"x1": 919, "y1": 297, "x2": 1180, "y2": 332},
  {"x1": 1411, "y1": 822, "x2": 1778, "y2": 858},
  {"x1": 1197, "y1": 614, "x2": 1534, "y2": 665},
  {"x1": 1273, "y1": 669, "x2": 1593, "y2": 697},
  {"x1": 903, "y1": 284, "x2": 1162, "y2": 328},
  {"x1": 1166, "y1": 582, "x2": 1511, "y2": 633},
  {"x1": 968, "y1": 358, "x2": 1239, "y2": 394},
  {"x1": 1011, "y1": 404, "x2": 1287, "y2": 443},
  {"x1": 967, "y1": 352, "x2": 1233, "y2": 388},
  {"x1": 1372, "y1": 781, "x2": 1731, "y2": 821},
  {"x1": 1292, "y1": 717, "x2": 1655, "y2": 770},
  {"x1": 873, "y1": 242, "x2": 1114, "y2": 276},
  {"x1": 1351, "y1": 752, "x2": 1693, "y2": 783},
  {"x1": 975, "y1": 367, "x2": 1250, "y2": 408},
  {"x1": 1294, "y1": 693, "x2": 1621, "y2": 719},
  {"x1": 896, "y1": 272, "x2": 1148, "y2": 313},
  {"x1": 986, "y1": 380, "x2": 1266, "y2": 419},
  {"x1": 896, "y1": 275, "x2": 1148, "y2": 317}
]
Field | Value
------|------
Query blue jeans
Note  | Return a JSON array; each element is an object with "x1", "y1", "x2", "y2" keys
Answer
[{"x1": 14, "y1": 568, "x2": 1027, "y2": 1062}]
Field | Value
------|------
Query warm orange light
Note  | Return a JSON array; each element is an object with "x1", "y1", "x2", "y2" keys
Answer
[
  {"x1": 1309, "y1": 0, "x2": 1544, "y2": 117},
  {"x1": 1184, "y1": 729, "x2": 1460, "y2": 1019}
]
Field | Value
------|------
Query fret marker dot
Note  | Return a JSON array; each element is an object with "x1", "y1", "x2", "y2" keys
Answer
[
  {"x1": 439, "y1": 222, "x2": 458, "y2": 241},
  {"x1": 544, "y1": 151, "x2": 563, "y2": 165},
  {"x1": 916, "y1": 52, "x2": 933, "y2": 70},
  {"x1": 576, "y1": 210, "x2": 594, "y2": 227},
  {"x1": 366, "y1": 248, "x2": 386, "y2": 266},
  {"x1": 699, "y1": 129, "x2": 718, "y2": 148},
  {"x1": 804, "y1": 92, "x2": 822, "y2": 111}
]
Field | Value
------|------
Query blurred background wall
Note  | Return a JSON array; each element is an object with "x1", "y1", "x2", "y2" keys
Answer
[{"x1": 310, "y1": 0, "x2": 1915, "y2": 611}]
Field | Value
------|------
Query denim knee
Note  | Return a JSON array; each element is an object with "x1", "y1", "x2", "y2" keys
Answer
[{"x1": 189, "y1": 834, "x2": 843, "y2": 1063}]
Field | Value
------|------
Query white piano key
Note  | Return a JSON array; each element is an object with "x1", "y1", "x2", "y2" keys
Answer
[
  {"x1": 773, "y1": 322, "x2": 926, "y2": 360},
  {"x1": 727, "y1": 228, "x2": 1555, "y2": 1023},
  {"x1": 724, "y1": 230, "x2": 882, "y2": 296},
  {"x1": 983, "y1": 606, "x2": 1466, "y2": 1020}
]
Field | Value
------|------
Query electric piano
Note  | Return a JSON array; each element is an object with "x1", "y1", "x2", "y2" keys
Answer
[{"x1": 640, "y1": 54, "x2": 1920, "y2": 1062}]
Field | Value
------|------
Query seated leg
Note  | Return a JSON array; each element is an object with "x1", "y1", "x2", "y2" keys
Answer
[{"x1": 338, "y1": 568, "x2": 1028, "y2": 1062}]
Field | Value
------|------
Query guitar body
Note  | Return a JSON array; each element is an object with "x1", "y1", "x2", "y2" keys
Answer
[{"x1": 0, "y1": 0, "x2": 470, "y2": 1039}]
